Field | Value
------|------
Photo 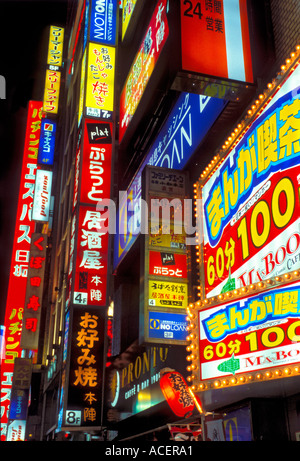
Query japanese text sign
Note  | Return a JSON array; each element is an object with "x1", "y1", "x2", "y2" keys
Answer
[
  {"x1": 86, "y1": 42, "x2": 115, "y2": 119},
  {"x1": 73, "y1": 205, "x2": 109, "y2": 306},
  {"x1": 89, "y1": 0, "x2": 117, "y2": 46},
  {"x1": 200, "y1": 62, "x2": 300, "y2": 298},
  {"x1": 180, "y1": 0, "x2": 253, "y2": 83},
  {"x1": 0, "y1": 101, "x2": 42, "y2": 441},
  {"x1": 38, "y1": 118, "x2": 56, "y2": 165},
  {"x1": 21, "y1": 233, "x2": 48, "y2": 350},
  {"x1": 43, "y1": 69, "x2": 61, "y2": 114},
  {"x1": 148, "y1": 311, "x2": 188, "y2": 341},
  {"x1": 119, "y1": 0, "x2": 169, "y2": 142},
  {"x1": 198, "y1": 281, "x2": 300, "y2": 383},
  {"x1": 122, "y1": 0, "x2": 138, "y2": 40},
  {"x1": 65, "y1": 308, "x2": 105, "y2": 428},
  {"x1": 47, "y1": 25, "x2": 64, "y2": 68},
  {"x1": 80, "y1": 119, "x2": 113, "y2": 205}
]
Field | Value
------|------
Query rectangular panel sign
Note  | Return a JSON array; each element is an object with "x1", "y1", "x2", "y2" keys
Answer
[
  {"x1": 149, "y1": 251, "x2": 187, "y2": 279},
  {"x1": 86, "y1": 42, "x2": 115, "y2": 119},
  {"x1": 119, "y1": 0, "x2": 169, "y2": 142},
  {"x1": 47, "y1": 25, "x2": 64, "y2": 68},
  {"x1": 198, "y1": 281, "x2": 300, "y2": 382},
  {"x1": 180, "y1": 0, "x2": 253, "y2": 83},
  {"x1": 43, "y1": 69, "x2": 61, "y2": 114},
  {"x1": 148, "y1": 311, "x2": 188, "y2": 341},
  {"x1": 37, "y1": 118, "x2": 56, "y2": 165},
  {"x1": 89, "y1": 0, "x2": 117, "y2": 46},
  {"x1": 148, "y1": 280, "x2": 188, "y2": 308}
]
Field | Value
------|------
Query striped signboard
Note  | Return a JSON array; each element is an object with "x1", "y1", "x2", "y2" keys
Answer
[{"x1": 180, "y1": 0, "x2": 253, "y2": 83}]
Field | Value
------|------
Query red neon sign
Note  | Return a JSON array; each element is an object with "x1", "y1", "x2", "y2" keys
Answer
[{"x1": 0, "y1": 101, "x2": 42, "y2": 441}]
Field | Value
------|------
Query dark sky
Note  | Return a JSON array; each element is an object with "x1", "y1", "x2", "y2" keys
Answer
[{"x1": 0, "y1": 0, "x2": 68, "y2": 324}]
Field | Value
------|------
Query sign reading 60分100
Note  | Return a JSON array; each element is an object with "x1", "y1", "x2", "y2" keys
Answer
[{"x1": 201, "y1": 63, "x2": 300, "y2": 298}]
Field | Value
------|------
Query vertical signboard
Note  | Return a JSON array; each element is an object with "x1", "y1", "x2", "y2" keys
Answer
[
  {"x1": 6, "y1": 358, "x2": 32, "y2": 441},
  {"x1": 64, "y1": 307, "x2": 105, "y2": 429},
  {"x1": 47, "y1": 25, "x2": 64, "y2": 68},
  {"x1": 32, "y1": 169, "x2": 53, "y2": 222},
  {"x1": 0, "y1": 101, "x2": 42, "y2": 441},
  {"x1": 180, "y1": 0, "x2": 253, "y2": 83},
  {"x1": 37, "y1": 118, "x2": 57, "y2": 166},
  {"x1": 73, "y1": 205, "x2": 109, "y2": 306},
  {"x1": 43, "y1": 69, "x2": 61, "y2": 114},
  {"x1": 20, "y1": 233, "x2": 48, "y2": 351},
  {"x1": 119, "y1": 0, "x2": 169, "y2": 142},
  {"x1": 140, "y1": 166, "x2": 189, "y2": 344},
  {"x1": 89, "y1": 0, "x2": 118, "y2": 46},
  {"x1": 121, "y1": 0, "x2": 138, "y2": 40},
  {"x1": 199, "y1": 61, "x2": 300, "y2": 299}
]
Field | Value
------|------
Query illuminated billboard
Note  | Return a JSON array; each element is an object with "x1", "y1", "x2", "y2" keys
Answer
[
  {"x1": 180, "y1": 0, "x2": 253, "y2": 84},
  {"x1": 119, "y1": 0, "x2": 169, "y2": 142},
  {"x1": 89, "y1": 0, "x2": 117, "y2": 46},
  {"x1": 200, "y1": 61, "x2": 300, "y2": 298},
  {"x1": 121, "y1": 0, "x2": 138, "y2": 40},
  {"x1": 43, "y1": 69, "x2": 61, "y2": 114},
  {"x1": 47, "y1": 25, "x2": 64, "y2": 68},
  {"x1": 0, "y1": 101, "x2": 42, "y2": 441},
  {"x1": 37, "y1": 118, "x2": 56, "y2": 165},
  {"x1": 197, "y1": 281, "x2": 300, "y2": 385},
  {"x1": 32, "y1": 169, "x2": 53, "y2": 222},
  {"x1": 80, "y1": 119, "x2": 113, "y2": 205},
  {"x1": 86, "y1": 42, "x2": 115, "y2": 119}
]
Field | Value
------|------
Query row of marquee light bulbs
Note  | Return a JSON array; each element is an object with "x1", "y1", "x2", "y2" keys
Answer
[{"x1": 184, "y1": 45, "x2": 300, "y2": 392}]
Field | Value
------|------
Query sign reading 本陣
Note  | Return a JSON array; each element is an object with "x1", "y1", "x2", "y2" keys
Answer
[
  {"x1": 198, "y1": 281, "x2": 300, "y2": 382},
  {"x1": 200, "y1": 62, "x2": 300, "y2": 298}
]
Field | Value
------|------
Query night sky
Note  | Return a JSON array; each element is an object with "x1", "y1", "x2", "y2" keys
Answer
[{"x1": 0, "y1": 0, "x2": 68, "y2": 324}]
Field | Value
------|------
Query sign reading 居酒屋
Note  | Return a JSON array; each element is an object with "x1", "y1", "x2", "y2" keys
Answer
[{"x1": 200, "y1": 62, "x2": 300, "y2": 298}]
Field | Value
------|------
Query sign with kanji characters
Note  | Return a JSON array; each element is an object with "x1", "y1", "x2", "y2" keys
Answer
[
  {"x1": 200, "y1": 61, "x2": 300, "y2": 298},
  {"x1": 106, "y1": 343, "x2": 190, "y2": 421},
  {"x1": 86, "y1": 42, "x2": 115, "y2": 119},
  {"x1": 80, "y1": 119, "x2": 113, "y2": 204},
  {"x1": 148, "y1": 280, "x2": 188, "y2": 308},
  {"x1": 37, "y1": 118, "x2": 56, "y2": 165},
  {"x1": 65, "y1": 308, "x2": 105, "y2": 428},
  {"x1": 47, "y1": 25, "x2": 64, "y2": 68},
  {"x1": 32, "y1": 169, "x2": 53, "y2": 222},
  {"x1": 21, "y1": 233, "x2": 48, "y2": 350},
  {"x1": 0, "y1": 101, "x2": 42, "y2": 441},
  {"x1": 43, "y1": 69, "x2": 61, "y2": 114},
  {"x1": 119, "y1": 0, "x2": 169, "y2": 142},
  {"x1": 198, "y1": 281, "x2": 300, "y2": 383},
  {"x1": 89, "y1": 0, "x2": 118, "y2": 46},
  {"x1": 73, "y1": 205, "x2": 109, "y2": 306},
  {"x1": 180, "y1": 0, "x2": 253, "y2": 84}
]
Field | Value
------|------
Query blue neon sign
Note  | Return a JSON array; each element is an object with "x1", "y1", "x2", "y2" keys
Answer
[
  {"x1": 89, "y1": 0, "x2": 117, "y2": 46},
  {"x1": 38, "y1": 118, "x2": 56, "y2": 166}
]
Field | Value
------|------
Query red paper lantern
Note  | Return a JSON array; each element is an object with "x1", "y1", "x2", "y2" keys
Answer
[{"x1": 159, "y1": 370, "x2": 195, "y2": 418}]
